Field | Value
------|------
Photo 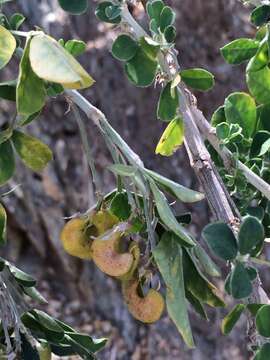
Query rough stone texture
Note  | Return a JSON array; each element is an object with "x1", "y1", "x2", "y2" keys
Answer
[{"x1": 0, "y1": 1, "x2": 258, "y2": 359}]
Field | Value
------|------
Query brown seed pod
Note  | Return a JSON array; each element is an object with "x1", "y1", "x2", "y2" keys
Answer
[
  {"x1": 122, "y1": 278, "x2": 165, "y2": 323},
  {"x1": 91, "y1": 231, "x2": 135, "y2": 277}
]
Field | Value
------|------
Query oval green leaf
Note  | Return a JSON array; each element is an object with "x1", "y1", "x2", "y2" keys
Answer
[
  {"x1": 157, "y1": 81, "x2": 179, "y2": 121},
  {"x1": 12, "y1": 130, "x2": 53, "y2": 172},
  {"x1": 112, "y1": 34, "x2": 139, "y2": 62},
  {"x1": 58, "y1": 0, "x2": 88, "y2": 14},
  {"x1": 238, "y1": 216, "x2": 265, "y2": 255},
  {"x1": 221, "y1": 38, "x2": 259, "y2": 65},
  {"x1": 202, "y1": 222, "x2": 238, "y2": 261},
  {"x1": 230, "y1": 263, "x2": 252, "y2": 299},
  {"x1": 180, "y1": 68, "x2": 214, "y2": 91},
  {"x1": 224, "y1": 92, "x2": 257, "y2": 137},
  {"x1": 256, "y1": 305, "x2": 270, "y2": 337},
  {"x1": 0, "y1": 25, "x2": 16, "y2": 70},
  {"x1": 29, "y1": 34, "x2": 94, "y2": 89}
]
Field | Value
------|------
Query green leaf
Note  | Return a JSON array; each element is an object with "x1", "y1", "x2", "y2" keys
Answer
[
  {"x1": 9, "y1": 13, "x2": 25, "y2": 30},
  {"x1": 202, "y1": 222, "x2": 238, "y2": 261},
  {"x1": 0, "y1": 25, "x2": 16, "y2": 69},
  {"x1": 21, "y1": 333, "x2": 40, "y2": 360},
  {"x1": 224, "y1": 92, "x2": 257, "y2": 137},
  {"x1": 0, "y1": 203, "x2": 7, "y2": 246},
  {"x1": 0, "y1": 140, "x2": 15, "y2": 186},
  {"x1": 155, "y1": 116, "x2": 184, "y2": 156},
  {"x1": 250, "y1": 131, "x2": 270, "y2": 158},
  {"x1": 180, "y1": 68, "x2": 214, "y2": 91},
  {"x1": 186, "y1": 290, "x2": 208, "y2": 320},
  {"x1": 17, "y1": 37, "x2": 46, "y2": 116},
  {"x1": 247, "y1": 41, "x2": 268, "y2": 73},
  {"x1": 125, "y1": 46, "x2": 158, "y2": 87},
  {"x1": 112, "y1": 34, "x2": 139, "y2": 62},
  {"x1": 108, "y1": 164, "x2": 135, "y2": 177},
  {"x1": 221, "y1": 304, "x2": 246, "y2": 335},
  {"x1": 164, "y1": 25, "x2": 176, "y2": 43},
  {"x1": 12, "y1": 130, "x2": 53, "y2": 172},
  {"x1": 32, "y1": 309, "x2": 65, "y2": 340},
  {"x1": 110, "y1": 192, "x2": 131, "y2": 221},
  {"x1": 159, "y1": 6, "x2": 175, "y2": 32},
  {"x1": 157, "y1": 81, "x2": 179, "y2": 121},
  {"x1": 147, "y1": 0, "x2": 164, "y2": 27},
  {"x1": 153, "y1": 232, "x2": 194, "y2": 348},
  {"x1": 251, "y1": 5, "x2": 270, "y2": 26},
  {"x1": 9, "y1": 264, "x2": 36, "y2": 287},
  {"x1": 105, "y1": 5, "x2": 121, "y2": 21},
  {"x1": 211, "y1": 106, "x2": 226, "y2": 127},
  {"x1": 29, "y1": 34, "x2": 94, "y2": 90},
  {"x1": 65, "y1": 332, "x2": 107, "y2": 354},
  {"x1": 254, "y1": 343, "x2": 270, "y2": 360},
  {"x1": 149, "y1": 180, "x2": 195, "y2": 246},
  {"x1": 238, "y1": 216, "x2": 265, "y2": 255},
  {"x1": 259, "y1": 137, "x2": 270, "y2": 156},
  {"x1": 193, "y1": 245, "x2": 221, "y2": 277},
  {"x1": 247, "y1": 206, "x2": 264, "y2": 221},
  {"x1": 95, "y1": 1, "x2": 121, "y2": 24},
  {"x1": 144, "y1": 168, "x2": 204, "y2": 203},
  {"x1": 216, "y1": 122, "x2": 230, "y2": 140},
  {"x1": 23, "y1": 286, "x2": 48, "y2": 304},
  {"x1": 230, "y1": 263, "x2": 252, "y2": 299},
  {"x1": 256, "y1": 305, "x2": 270, "y2": 337},
  {"x1": 221, "y1": 38, "x2": 259, "y2": 65},
  {"x1": 0, "y1": 80, "x2": 16, "y2": 101},
  {"x1": 64, "y1": 39, "x2": 86, "y2": 57},
  {"x1": 58, "y1": 0, "x2": 88, "y2": 14},
  {"x1": 183, "y1": 249, "x2": 225, "y2": 307},
  {"x1": 246, "y1": 266, "x2": 258, "y2": 282},
  {"x1": 247, "y1": 66, "x2": 270, "y2": 104},
  {"x1": 258, "y1": 103, "x2": 270, "y2": 132}
]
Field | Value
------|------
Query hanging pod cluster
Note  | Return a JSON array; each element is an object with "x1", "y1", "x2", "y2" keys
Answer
[{"x1": 61, "y1": 206, "x2": 165, "y2": 324}]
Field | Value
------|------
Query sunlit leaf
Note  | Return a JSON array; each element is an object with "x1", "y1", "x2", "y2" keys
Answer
[
  {"x1": 155, "y1": 116, "x2": 184, "y2": 156},
  {"x1": 0, "y1": 25, "x2": 16, "y2": 70},
  {"x1": 29, "y1": 34, "x2": 94, "y2": 89}
]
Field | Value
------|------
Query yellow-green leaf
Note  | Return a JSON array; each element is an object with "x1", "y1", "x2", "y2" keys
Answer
[
  {"x1": 155, "y1": 116, "x2": 184, "y2": 156},
  {"x1": 0, "y1": 203, "x2": 7, "y2": 245},
  {"x1": 29, "y1": 34, "x2": 94, "y2": 89},
  {"x1": 12, "y1": 130, "x2": 53, "y2": 172},
  {"x1": 17, "y1": 37, "x2": 46, "y2": 115},
  {"x1": 0, "y1": 25, "x2": 16, "y2": 70}
]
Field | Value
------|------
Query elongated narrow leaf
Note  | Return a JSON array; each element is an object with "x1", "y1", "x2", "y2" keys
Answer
[
  {"x1": 144, "y1": 168, "x2": 204, "y2": 203},
  {"x1": 183, "y1": 249, "x2": 225, "y2": 308},
  {"x1": 155, "y1": 116, "x2": 184, "y2": 156},
  {"x1": 12, "y1": 130, "x2": 53, "y2": 172},
  {"x1": 0, "y1": 25, "x2": 16, "y2": 69},
  {"x1": 108, "y1": 164, "x2": 136, "y2": 177},
  {"x1": 221, "y1": 304, "x2": 246, "y2": 335},
  {"x1": 17, "y1": 37, "x2": 46, "y2": 115},
  {"x1": 0, "y1": 140, "x2": 15, "y2": 186},
  {"x1": 149, "y1": 180, "x2": 195, "y2": 246},
  {"x1": 9, "y1": 264, "x2": 36, "y2": 287},
  {"x1": 23, "y1": 286, "x2": 48, "y2": 304},
  {"x1": 0, "y1": 203, "x2": 7, "y2": 245},
  {"x1": 186, "y1": 290, "x2": 208, "y2": 320},
  {"x1": 193, "y1": 245, "x2": 221, "y2": 277},
  {"x1": 29, "y1": 34, "x2": 94, "y2": 89},
  {"x1": 153, "y1": 232, "x2": 194, "y2": 348}
]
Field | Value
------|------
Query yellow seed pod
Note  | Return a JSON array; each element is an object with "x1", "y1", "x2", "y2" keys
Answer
[
  {"x1": 60, "y1": 217, "x2": 95, "y2": 259},
  {"x1": 122, "y1": 278, "x2": 165, "y2": 324},
  {"x1": 91, "y1": 209, "x2": 119, "y2": 235},
  {"x1": 91, "y1": 231, "x2": 135, "y2": 277}
]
